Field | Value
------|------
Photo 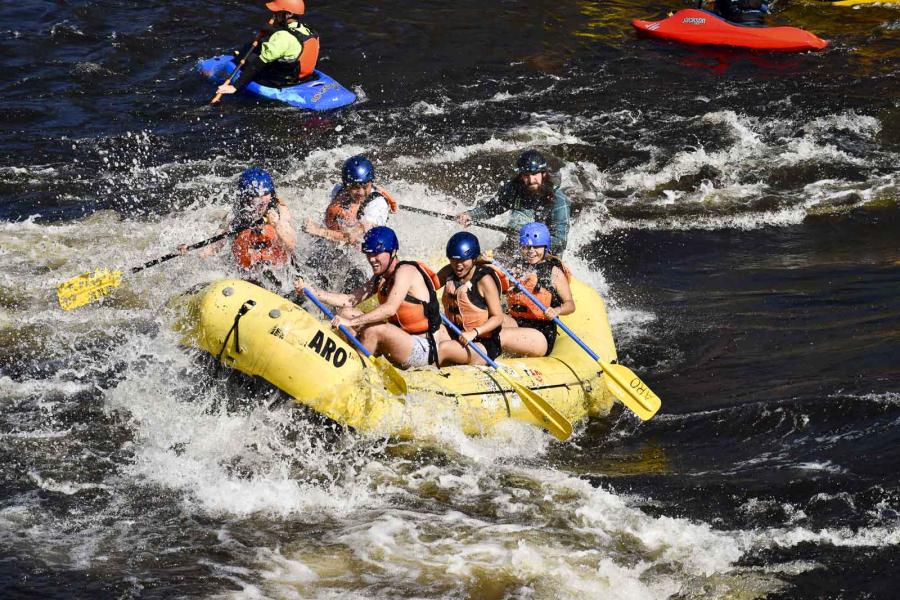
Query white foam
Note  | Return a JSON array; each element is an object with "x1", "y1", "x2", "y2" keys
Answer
[
  {"x1": 747, "y1": 523, "x2": 900, "y2": 550},
  {"x1": 28, "y1": 471, "x2": 110, "y2": 495}
]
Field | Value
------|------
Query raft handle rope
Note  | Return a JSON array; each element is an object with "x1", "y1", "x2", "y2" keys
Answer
[
  {"x1": 480, "y1": 370, "x2": 512, "y2": 417},
  {"x1": 216, "y1": 300, "x2": 257, "y2": 367},
  {"x1": 547, "y1": 355, "x2": 590, "y2": 396}
]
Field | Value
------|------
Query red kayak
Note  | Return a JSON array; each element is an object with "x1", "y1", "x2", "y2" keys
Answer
[{"x1": 632, "y1": 9, "x2": 828, "y2": 53}]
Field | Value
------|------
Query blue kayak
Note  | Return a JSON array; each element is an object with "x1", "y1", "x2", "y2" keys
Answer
[{"x1": 197, "y1": 55, "x2": 356, "y2": 111}]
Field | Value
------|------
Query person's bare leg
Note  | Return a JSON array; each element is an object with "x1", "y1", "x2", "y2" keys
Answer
[
  {"x1": 438, "y1": 339, "x2": 470, "y2": 366},
  {"x1": 360, "y1": 323, "x2": 415, "y2": 364},
  {"x1": 500, "y1": 327, "x2": 548, "y2": 357}
]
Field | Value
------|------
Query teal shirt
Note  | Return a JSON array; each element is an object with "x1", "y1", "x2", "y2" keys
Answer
[{"x1": 469, "y1": 180, "x2": 571, "y2": 256}]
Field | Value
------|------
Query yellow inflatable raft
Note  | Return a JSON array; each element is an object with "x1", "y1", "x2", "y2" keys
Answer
[
  {"x1": 830, "y1": 0, "x2": 900, "y2": 6},
  {"x1": 178, "y1": 277, "x2": 619, "y2": 439}
]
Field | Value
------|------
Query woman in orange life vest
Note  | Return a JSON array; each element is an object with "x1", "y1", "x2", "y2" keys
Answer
[
  {"x1": 304, "y1": 155, "x2": 398, "y2": 245},
  {"x1": 500, "y1": 222, "x2": 575, "y2": 357},
  {"x1": 294, "y1": 227, "x2": 452, "y2": 370},
  {"x1": 435, "y1": 232, "x2": 509, "y2": 366},
  {"x1": 215, "y1": 0, "x2": 320, "y2": 96},
  {"x1": 179, "y1": 168, "x2": 296, "y2": 288},
  {"x1": 303, "y1": 155, "x2": 398, "y2": 291}
]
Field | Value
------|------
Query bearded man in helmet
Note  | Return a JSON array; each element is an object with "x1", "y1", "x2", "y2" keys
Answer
[
  {"x1": 216, "y1": 0, "x2": 320, "y2": 95},
  {"x1": 456, "y1": 149, "x2": 571, "y2": 257}
]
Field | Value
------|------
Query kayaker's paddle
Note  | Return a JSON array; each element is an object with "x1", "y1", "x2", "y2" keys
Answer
[
  {"x1": 302, "y1": 287, "x2": 408, "y2": 396},
  {"x1": 399, "y1": 205, "x2": 514, "y2": 234},
  {"x1": 439, "y1": 314, "x2": 572, "y2": 441},
  {"x1": 56, "y1": 227, "x2": 247, "y2": 311},
  {"x1": 492, "y1": 262, "x2": 662, "y2": 421},
  {"x1": 210, "y1": 19, "x2": 274, "y2": 104}
]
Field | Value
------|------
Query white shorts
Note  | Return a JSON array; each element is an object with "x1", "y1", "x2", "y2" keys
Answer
[{"x1": 400, "y1": 333, "x2": 433, "y2": 369}]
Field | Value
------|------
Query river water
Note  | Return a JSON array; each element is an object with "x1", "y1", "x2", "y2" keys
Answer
[{"x1": 1, "y1": 0, "x2": 898, "y2": 598}]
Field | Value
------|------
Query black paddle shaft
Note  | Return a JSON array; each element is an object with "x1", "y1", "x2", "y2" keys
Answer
[
  {"x1": 129, "y1": 217, "x2": 265, "y2": 274},
  {"x1": 129, "y1": 232, "x2": 228, "y2": 274},
  {"x1": 400, "y1": 205, "x2": 514, "y2": 234}
]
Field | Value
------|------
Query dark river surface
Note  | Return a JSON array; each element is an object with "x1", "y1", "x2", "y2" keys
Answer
[{"x1": 1, "y1": 0, "x2": 898, "y2": 598}]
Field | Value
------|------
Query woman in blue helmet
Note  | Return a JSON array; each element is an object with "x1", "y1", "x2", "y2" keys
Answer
[
  {"x1": 180, "y1": 167, "x2": 296, "y2": 289},
  {"x1": 294, "y1": 226, "x2": 452, "y2": 369},
  {"x1": 304, "y1": 155, "x2": 398, "y2": 245},
  {"x1": 435, "y1": 231, "x2": 509, "y2": 366},
  {"x1": 303, "y1": 155, "x2": 399, "y2": 291},
  {"x1": 501, "y1": 222, "x2": 575, "y2": 357}
]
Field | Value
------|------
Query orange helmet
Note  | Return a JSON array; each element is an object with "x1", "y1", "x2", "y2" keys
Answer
[{"x1": 265, "y1": 0, "x2": 305, "y2": 14}]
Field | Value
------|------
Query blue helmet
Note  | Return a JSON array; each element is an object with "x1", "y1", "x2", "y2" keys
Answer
[
  {"x1": 237, "y1": 167, "x2": 275, "y2": 197},
  {"x1": 516, "y1": 149, "x2": 549, "y2": 175},
  {"x1": 342, "y1": 155, "x2": 375, "y2": 185},
  {"x1": 446, "y1": 232, "x2": 481, "y2": 261},
  {"x1": 519, "y1": 222, "x2": 551, "y2": 248},
  {"x1": 361, "y1": 226, "x2": 399, "y2": 255}
]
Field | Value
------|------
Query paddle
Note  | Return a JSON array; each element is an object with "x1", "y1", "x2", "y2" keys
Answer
[
  {"x1": 439, "y1": 314, "x2": 572, "y2": 441},
  {"x1": 492, "y1": 262, "x2": 662, "y2": 421},
  {"x1": 302, "y1": 287, "x2": 408, "y2": 396},
  {"x1": 399, "y1": 205, "x2": 514, "y2": 234},
  {"x1": 56, "y1": 227, "x2": 248, "y2": 311},
  {"x1": 210, "y1": 19, "x2": 275, "y2": 104}
]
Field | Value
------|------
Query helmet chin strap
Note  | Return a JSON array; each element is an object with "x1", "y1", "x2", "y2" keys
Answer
[
  {"x1": 274, "y1": 11, "x2": 293, "y2": 26},
  {"x1": 378, "y1": 252, "x2": 398, "y2": 278},
  {"x1": 461, "y1": 261, "x2": 476, "y2": 280}
]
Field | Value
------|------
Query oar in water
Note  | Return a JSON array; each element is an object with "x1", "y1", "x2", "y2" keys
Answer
[
  {"x1": 56, "y1": 228, "x2": 242, "y2": 311},
  {"x1": 492, "y1": 262, "x2": 662, "y2": 421},
  {"x1": 210, "y1": 19, "x2": 274, "y2": 104},
  {"x1": 439, "y1": 314, "x2": 573, "y2": 441},
  {"x1": 399, "y1": 205, "x2": 514, "y2": 235},
  {"x1": 302, "y1": 288, "x2": 408, "y2": 396}
]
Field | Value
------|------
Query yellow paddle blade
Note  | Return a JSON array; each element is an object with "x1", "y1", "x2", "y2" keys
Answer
[
  {"x1": 599, "y1": 360, "x2": 661, "y2": 421},
  {"x1": 373, "y1": 355, "x2": 408, "y2": 396},
  {"x1": 497, "y1": 370, "x2": 572, "y2": 441},
  {"x1": 56, "y1": 269, "x2": 124, "y2": 311}
]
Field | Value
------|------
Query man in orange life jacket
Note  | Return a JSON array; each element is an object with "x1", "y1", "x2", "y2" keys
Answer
[
  {"x1": 500, "y1": 222, "x2": 575, "y2": 357},
  {"x1": 435, "y1": 232, "x2": 509, "y2": 366},
  {"x1": 304, "y1": 155, "x2": 399, "y2": 291},
  {"x1": 180, "y1": 167, "x2": 296, "y2": 290},
  {"x1": 215, "y1": 0, "x2": 319, "y2": 96},
  {"x1": 294, "y1": 227, "x2": 452, "y2": 369}
]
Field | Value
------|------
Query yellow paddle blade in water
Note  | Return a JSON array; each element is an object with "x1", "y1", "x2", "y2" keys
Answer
[
  {"x1": 373, "y1": 355, "x2": 408, "y2": 396},
  {"x1": 496, "y1": 370, "x2": 573, "y2": 441},
  {"x1": 599, "y1": 360, "x2": 661, "y2": 421},
  {"x1": 56, "y1": 269, "x2": 123, "y2": 311}
]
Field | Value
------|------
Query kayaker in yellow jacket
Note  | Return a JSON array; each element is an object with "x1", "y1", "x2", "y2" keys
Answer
[{"x1": 216, "y1": 0, "x2": 320, "y2": 95}]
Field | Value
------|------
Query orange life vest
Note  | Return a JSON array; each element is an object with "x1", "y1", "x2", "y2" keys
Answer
[
  {"x1": 441, "y1": 264, "x2": 509, "y2": 336},
  {"x1": 376, "y1": 261, "x2": 441, "y2": 335},
  {"x1": 231, "y1": 199, "x2": 290, "y2": 270},
  {"x1": 507, "y1": 256, "x2": 571, "y2": 321},
  {"x1": 231, "y1": 224, "x2": 290, "y2": 270},
  {"x1": 281, "y1": 24, "x2": 320, "y2": 79},
  {"x1": 324, "y1": 185, "x2": 399, "y2": 232}
]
